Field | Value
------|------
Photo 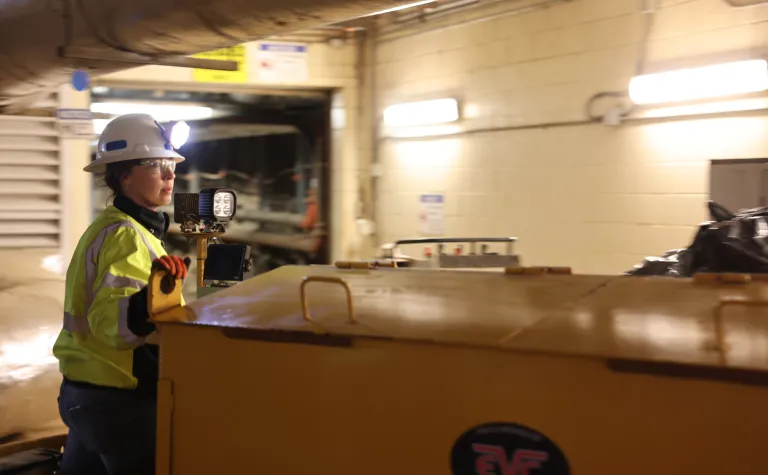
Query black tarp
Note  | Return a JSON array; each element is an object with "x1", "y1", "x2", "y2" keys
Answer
[{"x1": 626, "y1": 201, "x2": 768, "y2": 277}]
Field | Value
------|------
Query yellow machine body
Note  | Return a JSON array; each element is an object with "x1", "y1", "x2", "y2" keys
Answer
[{"x1": 149, "y1": 266, "x2": 768, "y2": 475}]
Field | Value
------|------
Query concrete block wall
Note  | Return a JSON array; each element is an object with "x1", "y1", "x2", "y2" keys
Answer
[
  {"x1": 98, "y1": 39, "x2": 362, "y2": 262},
  {"x1": 373, "y1": 0, "x2": 768, "y2": 274}
]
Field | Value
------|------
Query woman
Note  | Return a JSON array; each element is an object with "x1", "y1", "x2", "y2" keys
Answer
[{"x1": 53, "y1": 113, "x2": 190, "y2": 475}]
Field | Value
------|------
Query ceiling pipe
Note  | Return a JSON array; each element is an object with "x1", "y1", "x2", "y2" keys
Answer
[
  {"x1": 394, "y1": 0, "x2": 479, "y2": 22},
  {"x1": 377, "y1": 0, "x2": 573, "y2": 43},
  {"x1": 722, "y1": 0, "x2": 768, "y2": 6},
  {"x1": 0, "y1": 0, "x2": 414, "y2": 112}
]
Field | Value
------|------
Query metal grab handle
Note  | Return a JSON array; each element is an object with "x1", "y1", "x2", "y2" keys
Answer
[
  {"x1": 711, "y1": 298, "x2": 768, "y2": 361},
  {"x1": 300, "y1": 276, "x2": 357, "y2": 324}
]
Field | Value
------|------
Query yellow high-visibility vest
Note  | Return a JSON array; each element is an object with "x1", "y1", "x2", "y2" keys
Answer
[{"x1": 53, "y1": 205, "x2": 179, "y2": 390}]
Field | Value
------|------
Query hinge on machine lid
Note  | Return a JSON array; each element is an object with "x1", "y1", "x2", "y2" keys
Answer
[
  {"x1": 504, "y1": 266, "x2": 572, "y2": 275},
  {"x1": 692, "y1": 272, "x2": 768, "y2": 285}
]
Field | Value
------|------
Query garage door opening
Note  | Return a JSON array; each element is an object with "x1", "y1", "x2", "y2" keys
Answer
[
  {"x1": 88, "y1": 86, "x2": 331, "y2": 301},
  {"x1": 710, "y1": 158, "x2": 768, "y2": 212}
]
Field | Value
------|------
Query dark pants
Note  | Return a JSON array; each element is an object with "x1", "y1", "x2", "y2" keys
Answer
[{"x1": 57, "y1": 379, "x2": 157, "y2": 475}]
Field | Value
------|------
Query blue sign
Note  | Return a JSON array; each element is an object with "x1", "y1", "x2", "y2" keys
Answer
[
  {"x1": 56, "y1": 108, "x2": 93, "y2": 120},
  {"x1": 420, "y1": 194, "x2": 444, "y2": 204},
  {"x1": 258, "y1": 43, "x2": 307, "y2": 53},
  {"x1": 71, "y1": 70, "x2": 90, "y2": 92}
]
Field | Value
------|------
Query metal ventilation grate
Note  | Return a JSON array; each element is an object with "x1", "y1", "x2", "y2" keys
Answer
[{"x1": 0, "y1": 115, "x2": 61, "y2": 248}]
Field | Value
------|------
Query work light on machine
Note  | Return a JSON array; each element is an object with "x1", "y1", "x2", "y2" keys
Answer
[
  {"x1": 171, "y1": 188, "x2": 249, "y2": 290},
  {"x1": 199, "y1": 188, "x2": 237, "y2": 223},
  {"x1": 174, "y1": 188, "x2": 237, "y2": 234}
]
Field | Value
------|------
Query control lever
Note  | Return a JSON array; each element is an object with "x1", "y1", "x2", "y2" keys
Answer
[{"x1": 151, "y1": 257, "x2": 192, "y2": 295}]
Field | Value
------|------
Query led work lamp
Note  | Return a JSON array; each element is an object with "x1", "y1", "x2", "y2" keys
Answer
[
  {"x1": 172, "y1": 188, "x2": 249, "y2": 289},
  {"x1": 174, "y1": 188, "x2": 237, "y2": 233},
  {"x1": 199, "y1": 188, "x2": 237, "y2": 223}
]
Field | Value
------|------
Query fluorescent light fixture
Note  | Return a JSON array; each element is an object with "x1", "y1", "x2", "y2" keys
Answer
[
  {"x1": 91, "y1": 102, "x2": 214, "y2": 122},
  {"x1": 331, "y1": 108, "x2": 346, "y2": 129},
  {"x1": 629, "y1": 59, "x2": 768, "y2": 105},
  {"x1": 383, "y1": 98, "x2": 459, "y2": 127},
  {"x1": 364, "y1": 0, "x2": 434, "y2": 16}
]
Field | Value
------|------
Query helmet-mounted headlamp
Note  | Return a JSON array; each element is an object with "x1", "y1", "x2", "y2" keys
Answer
[{"x1": 154, "y1": 120, "x2": 191, "y2": 150}]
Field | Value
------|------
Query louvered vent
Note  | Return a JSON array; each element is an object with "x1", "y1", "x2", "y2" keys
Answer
[{"x1": 0, "y1": 115, "x2": 61, "y2": 248}]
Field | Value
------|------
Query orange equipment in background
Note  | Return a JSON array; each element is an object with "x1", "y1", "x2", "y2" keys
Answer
[{"x1": 301, "y1": 188, "x2": 318, "y2": 231}]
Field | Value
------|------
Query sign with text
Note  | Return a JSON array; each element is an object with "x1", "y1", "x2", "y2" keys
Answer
[
  {"x1": 56, "y1": 108, "x2": 94, "y2": 138},
  {"x1": 255, "y1": 42, "x2": 308, "y2": 83},
  {"x1": 192, "y1": 45, "x2": 248, "y2": 83},
  {"x1": 419, "y1": 194, "x2": 445, "y2": 235}
]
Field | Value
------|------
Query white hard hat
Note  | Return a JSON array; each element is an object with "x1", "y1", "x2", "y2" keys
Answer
[{"x1": 85, "y1": 113, "x2": 186, "y2": 174}]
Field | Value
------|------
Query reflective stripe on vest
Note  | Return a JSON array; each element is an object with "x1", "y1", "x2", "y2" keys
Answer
[
  {"x1": 62, "y1": 220, "x2": 159, "y2": 343},
  {"x1": 63, "y1": 311, "x2": 90, "y2": 333}
]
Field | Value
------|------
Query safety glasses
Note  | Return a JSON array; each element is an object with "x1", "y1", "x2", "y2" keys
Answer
[{"x1": 138, "y1": 158, "x2": 176, "y2": 174}]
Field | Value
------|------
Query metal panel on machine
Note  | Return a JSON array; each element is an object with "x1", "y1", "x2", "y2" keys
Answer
[{"x1": 150, "y1": 266, "x2": 768, "y2": 475}]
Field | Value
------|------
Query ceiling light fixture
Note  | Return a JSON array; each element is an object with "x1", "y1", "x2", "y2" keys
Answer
[
  {"x1": 629, "y1": 60, "x2": 768, "y2": 105},
  {"x1": 90, "y1": 102, "x2": 214, "y2": 122}
]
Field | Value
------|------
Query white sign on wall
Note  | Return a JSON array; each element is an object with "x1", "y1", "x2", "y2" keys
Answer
[
  {"x1": 419, "y1": 194, "x2": 445, "y2": 235},
  {"x1": 255, "y1": 42, "x2": 308, "y2": 83},
  {"x1": 56, "y1": 108, "x2": 94, "y2": 138}
]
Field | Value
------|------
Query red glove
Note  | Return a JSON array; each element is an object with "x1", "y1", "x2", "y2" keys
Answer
[{"x1": 153, "y1": 255, "x2": 191, "y2": 280}]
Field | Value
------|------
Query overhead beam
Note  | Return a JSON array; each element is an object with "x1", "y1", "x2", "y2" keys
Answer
[{"x1": 60, "y1": 47, "x2": 238, "y2": 71}]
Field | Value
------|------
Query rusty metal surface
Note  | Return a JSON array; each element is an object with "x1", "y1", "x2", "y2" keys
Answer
[
  {"x1": 179, "y1": 265, "x2": 768, "y2": 371},
  {"x1": 0, "y1": 0, "x2": 411, "y2": 107}
]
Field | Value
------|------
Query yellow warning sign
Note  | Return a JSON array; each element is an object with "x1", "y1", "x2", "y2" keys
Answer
[{"x1": 192, "y1": 45, "x2": 248, "y2": 83}]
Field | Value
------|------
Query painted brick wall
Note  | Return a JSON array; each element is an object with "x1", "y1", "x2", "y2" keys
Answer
[
  {"x1": 374, "y1": 0, "x2": 768, "y2": 274},
  {"x1": 99, "y1": 39, "x2": 363, "y2": 262}
]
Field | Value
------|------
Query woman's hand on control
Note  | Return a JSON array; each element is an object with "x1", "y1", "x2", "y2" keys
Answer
[{"x1": 152, "y1": 255, "x2": 191, "y2": 280}]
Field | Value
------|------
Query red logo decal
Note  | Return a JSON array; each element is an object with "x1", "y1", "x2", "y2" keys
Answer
[{"x1": 472, "y1": 444, "x2": 549, "y2": 475}]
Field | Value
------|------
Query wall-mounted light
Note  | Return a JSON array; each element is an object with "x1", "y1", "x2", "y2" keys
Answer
[
  {"x1": 629, "y1": 59, "x2": 768, "y2": 105},
  {"x1": 383, "y1": 98, "x2": 459, "y2": 127}
]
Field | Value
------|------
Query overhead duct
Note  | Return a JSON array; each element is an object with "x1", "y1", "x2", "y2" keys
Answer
[
  {"x1": 0, "y1": 0, "x2": 409, "y2": 111},
  {"x1": 724, "y1": 0, "x2": 768, "y2": 6}
]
